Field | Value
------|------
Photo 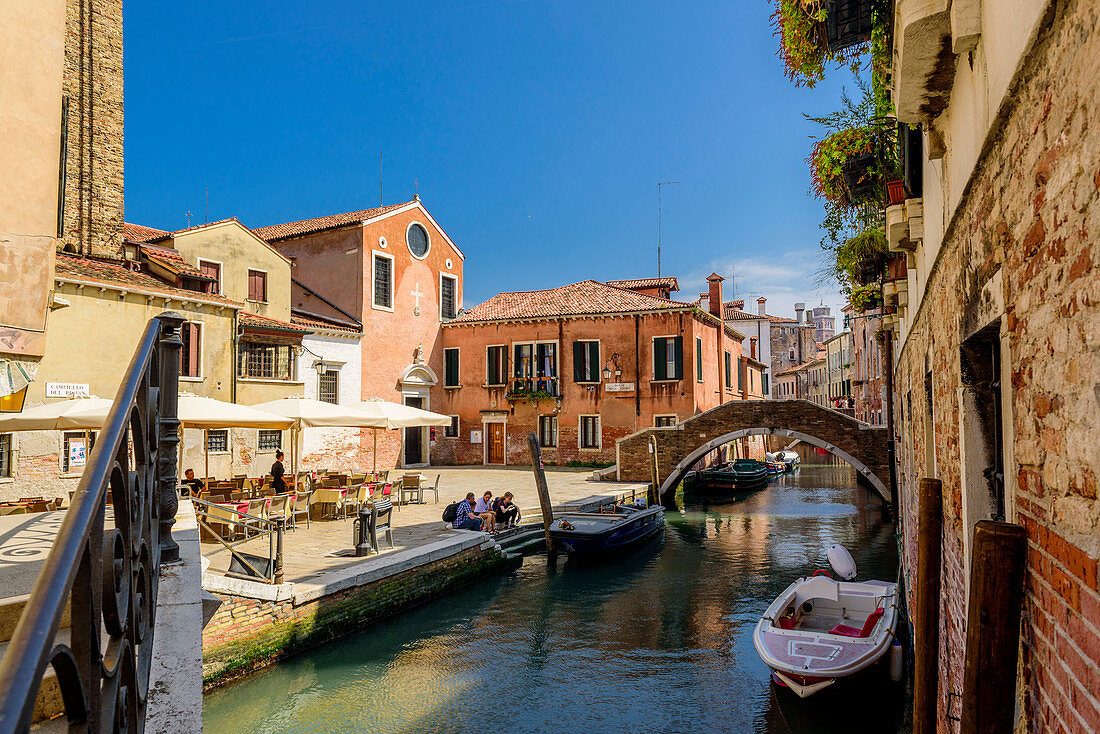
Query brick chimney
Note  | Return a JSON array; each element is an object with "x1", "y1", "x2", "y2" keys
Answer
[
  {"x1": 757, "y1": 296, "x2": 767, "y2": 317},
  {"x1": 795, "y1": 302, "x2": 806, "y2": 324},
  {"x1": 698, "y1": 292, "x2": 710, "y2": 312},
  {"x1": 750, "y1": 337, "x2": 758, "y2": 360},
  {"x1": 706, "y1": 273, "x2": 724, "y2": 319}
]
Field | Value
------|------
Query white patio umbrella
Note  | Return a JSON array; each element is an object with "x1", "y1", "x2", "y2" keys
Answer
[
  {"x1": 248, "y1": 397, "x2": 387, "y2": 478},
  {"x1": 177, "y1": 395, "x2": 294, "y2": 479},
  {"x1": 0, "y1": 396, "x2": 113, "y2": 431},
  {"x1": 347, "y1": 399, "x2": 451, "y2": 473}
]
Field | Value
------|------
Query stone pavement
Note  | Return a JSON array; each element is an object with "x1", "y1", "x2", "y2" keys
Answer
[{"x1": 200, "y1": 466, "x2": 648, "y2": 585}]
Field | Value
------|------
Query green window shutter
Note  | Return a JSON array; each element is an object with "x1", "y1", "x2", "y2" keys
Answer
[
  {"x1": 589, "y1": 341, "x2": 600, "y2": 382},
  {"x1": 653, "y1": 338, "x2": 667, "y2": 381},
  {"x1": 445, "y1": 349, "x2": 459, "y2": 387},
  {"x1": 695, "y1": 338, "x2": 703, "y2": 381},
  {"x1": 724, "y1": 352, "x2": 731, "y2": 386},
  {"x1": 487, "y1": 347, "x2": 498, "y2": 384},
  {"x1": 738, "y1": 359, "x2": 744, "y2": 391},
  {"x1": 572, "y1": 341, "x2": 584, "y2": 382},
  {"x1": 672, "y1": 336, "x2": 683, "y2": 380}
]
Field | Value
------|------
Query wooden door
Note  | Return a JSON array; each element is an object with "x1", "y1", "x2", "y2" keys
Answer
[
  {"x1": 487, "y1": 423, "x2": 505, "y2": 464},
  {"x1": 404, "y1": 397, "x2": 424, "y2": 465}
]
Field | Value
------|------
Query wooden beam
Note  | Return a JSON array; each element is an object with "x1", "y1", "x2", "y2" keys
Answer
[
  {"x1": 914, "y1": 477, "x2": 943, "y2": 734},
  {"x1": 960, "y1": 520, "x2": 1027, "y2": 733},
  {"x1": 527, "y1": 433, "x2": 555, "y2": 555}
]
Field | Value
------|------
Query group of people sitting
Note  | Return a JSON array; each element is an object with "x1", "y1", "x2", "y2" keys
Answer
[{"x1": 452, "y1": 490, "x2": 520, "y2": 533}]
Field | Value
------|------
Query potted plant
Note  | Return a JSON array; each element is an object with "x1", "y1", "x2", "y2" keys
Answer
[
  {"x1": 811, "y1": 126, "x2": 883, "y2": 206},
  {"x1": 835, "y1": 227, "x2": 889, "y2": 285},
  {"x1": 850, "y1": 283, "x2": 882, "y2": 313}
]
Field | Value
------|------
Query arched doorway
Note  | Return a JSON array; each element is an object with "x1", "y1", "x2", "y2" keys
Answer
[{"x1": 399, "y1": 360, "x2": 437, "y2": 467}]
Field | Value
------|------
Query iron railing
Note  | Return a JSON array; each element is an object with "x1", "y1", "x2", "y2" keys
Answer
[
  {"x1": 191, "y1": 497, "x2": 284, "y2": 584},
  {"x1": 0, "y1": 312, "x2": 184, "y2": 733}
]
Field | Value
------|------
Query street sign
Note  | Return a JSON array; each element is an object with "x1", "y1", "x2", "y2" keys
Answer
[
  {"x1": 46, "y1": 382, "x2": 89, "y2": 398},
  {"x1": 605, "y1": 382, "x2": 635, "y2": 393}
]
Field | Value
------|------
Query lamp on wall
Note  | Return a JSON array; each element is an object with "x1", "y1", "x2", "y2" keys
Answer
[
  {"x1": 601, "y1": 353, "x2": 622, "y2": 382},
  {"x1": 314, "y1": 360, "x2": 327, "y2": 375}
]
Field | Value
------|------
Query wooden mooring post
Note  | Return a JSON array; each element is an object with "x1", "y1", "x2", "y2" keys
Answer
[
  {"x1": 527, "y1": 433, "x2": 556, "y2": 555},
  {"x1": 960, "y1": 521, "x2": 1027, "y2": 733},
  {"x1": 648, "y1": 435, "x2": 661, "y2": 506},
  {"x1": 914, "y1": 478, "x2": 943, "y2": 734}
]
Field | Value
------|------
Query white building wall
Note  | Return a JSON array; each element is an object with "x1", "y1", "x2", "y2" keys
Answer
[{"x1": 295, "y1": 331, "x2": 366, "y2": 472}]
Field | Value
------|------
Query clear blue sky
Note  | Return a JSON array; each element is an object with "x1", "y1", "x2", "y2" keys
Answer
[{"x1": 125, "y1": 0, "x2": 856, "y2": 320}]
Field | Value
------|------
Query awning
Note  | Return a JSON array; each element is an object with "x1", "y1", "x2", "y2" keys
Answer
[{"x1": 0, "y1": 358, "x2": 38, "y2": 399}]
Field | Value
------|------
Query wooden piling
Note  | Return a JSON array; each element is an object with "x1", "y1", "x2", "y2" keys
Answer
[
  {"x1": 960, "y1": 520, "x2": 1027, "y2": 733},
  {"x1": 648, "y1": 435, "x2": 660, "y2": 506},
  {"x1": 527, "y1": 433, "x2": 555, "y2": 554},
  {"x1": 914, "y1": 477, "x2": 943, "y2": 734}
]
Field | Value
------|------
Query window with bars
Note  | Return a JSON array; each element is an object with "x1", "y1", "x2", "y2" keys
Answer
[
  {"x1": 238, "y1": 342, "x2": 294, "y2": 380},
  {"x1": 319, "y1": 370, "x2": 338, "y2": 403},
  {"x1": 538, "y1": 415, "x2": 558, "y2": 447},
  {"x1": 258, "y1": 430, "x2": 281, "y2": 451},
  {"x1": 445, "y1": 415, "x2": 459, "y2": 438},
  {"x1": 248, "y1": 269, "x2": 267, "y2": 302},
  {"x1": 486, "y1": 345, "x2": 507, "y2": 385},
  {"x1": 0, "y1": 434, "x2": 12, "y2": 477},
  {"x1": 440, "y1": 275, "x2": 457, "y2": 320},
  {"x1": 206, "y1": 430, "x2": 228, "y2": 452},
  {"x1": 373, "y1": 253, "x2": 393, "y2": 309},
  {"x1": 62, "y1": 431, "x2": 96, "y2": 473},
  {"x1": 655, "y1": 415, "x2": 676, "y2": 427},
  {"x1": 579, "y1": 415, "x2": 599, "y2": 449},
  {"x1": 180, "y1": 322, "x2": 201, "y2": 378}
]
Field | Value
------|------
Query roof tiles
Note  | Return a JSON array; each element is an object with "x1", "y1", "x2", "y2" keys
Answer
[
  {"x1": 54, "y1": 254, "x2": 239, "y2": 306},
  {"x1": 449, "y1": 280, "x2": 686, "y2": 324},
  {"x1": 253, "y1": 201, "x2": 414, "y2": 242}
]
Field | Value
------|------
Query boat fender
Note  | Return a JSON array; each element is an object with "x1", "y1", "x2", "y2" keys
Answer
[
  {"x1": 889, "y1": 637, "x2": 903, "y2": 682},
  {"x1": 812, "y1": 569, "x2": 832, "y2": 578},
  {"x1": 826, "y1": 544, "x2": 858, "y2": 580}
]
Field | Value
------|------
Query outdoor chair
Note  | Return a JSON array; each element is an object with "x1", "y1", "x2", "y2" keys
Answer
[
  {"x1": 243, "y1": 498, "x2": 268, "y2": 537},
  {"x1": 203, "y1": 503, "x2": 240, "y2": 541},
  {"x1": 230, "y1": 491, "x2": 246, "y2": 501},
  {"x1": 290, "y1": 489, "x2": 312, "y2": 529},
  {"x1": 373, "y1": 470, "x2": 390, "y2": 483},
  {"x1": 267, "y1": 495, "x2": 290, "y2": 529},
  {"x1": 371, "y1": 497, "x2": 394, "y2": 552},
  {"x1": 421, "y1": 474, "x2": 441, "y2": 505},
  {"x1": 342, "y1": 483, "x2": 368, "y2": 520},
  {"x1": 379, "y1": 482, "x2": 395, "y2": 509},
  {"x1": 399, "y1": 475, "x2": 422, "y2": 506}
]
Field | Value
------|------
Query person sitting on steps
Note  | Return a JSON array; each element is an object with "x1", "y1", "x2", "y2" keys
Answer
[
  {"x1": 453, "y1": 492, "x2": 484, "y2": 531},
  {"x1": 492, "y1": 492, "x2": 520, "y2": 528},
  {"x1": 473, "y1": 490, "x2": 497, "y2": 533}
]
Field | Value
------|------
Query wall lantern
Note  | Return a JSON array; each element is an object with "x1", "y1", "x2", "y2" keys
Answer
[{"x1": 602, "y1": 353, "x2": 622, "y2": 382}]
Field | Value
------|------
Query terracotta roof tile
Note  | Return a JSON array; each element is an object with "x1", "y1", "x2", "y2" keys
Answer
[
  {"x1": 449, "y1": 280, "x2": 687, "y2": 324},
  {"x1": 240, "y1": 311, "x2": 310, "y2": 333},
  {"x1": 138, "y1": 243, "x2": 208, "y2": 279},
  {"x1": 723, "y1": 306, "x2": 761, "y2": 321},
  {"x1": 253, "y1": 201, "x2": 414, "y2": 242},
  {"x1": 123, "y1": 222, "x2": 169, "y2": 243},
  {"x1": 54, "y1": 254, "x2": 239, "y2": 306},
  {"x1": 290, "y1": 312, "x2": 362, "y2": 335},
  {"x1": 605, "y1": 277, "x2": 679, "y2": 292}
]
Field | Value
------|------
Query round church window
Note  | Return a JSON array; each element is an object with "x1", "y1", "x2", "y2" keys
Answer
[{"x1": 406, "y1": 223, "x2": 430, "y2": 259}]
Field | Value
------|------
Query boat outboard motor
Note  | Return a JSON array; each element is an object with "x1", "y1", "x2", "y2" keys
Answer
[{"x1": 826, "y1": 544, "x2": 857, "y2": 580}]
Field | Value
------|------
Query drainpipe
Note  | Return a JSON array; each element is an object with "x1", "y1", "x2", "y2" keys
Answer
[
  {"x1": 232, "y1": 314, "x2": 241, "y2": 404},
  {"x1": 634, "y1": 315, "x2": 640, "y2": 425}
]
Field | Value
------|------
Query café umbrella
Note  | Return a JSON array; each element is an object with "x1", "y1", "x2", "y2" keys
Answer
[
  {"x1": 176, "y1": 395, "x2": 294, "y2": 479},
  {"x1": 0, "y1": 396, "x2": 112, "y2": 473},
  {"x1": 347, "y1": 399, "x2": 451, "y2": 472},
  {"x1": 248, "y1": 397, "x2": 387, "y2": 478}
]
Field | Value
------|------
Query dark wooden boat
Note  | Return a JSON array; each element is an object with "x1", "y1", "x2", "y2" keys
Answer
[
  {"x1": 548, "y1": 504, "x2": 665, "y2": 555},
  {"x1": 685, "y1": 459, "x2": 769, "y2": 494}
]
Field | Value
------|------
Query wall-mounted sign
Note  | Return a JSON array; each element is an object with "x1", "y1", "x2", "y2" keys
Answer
[
  {"x1": 470, "y1": 430, "x2": 483, "y2": 444},
  {"x1": 46, "y1": 382, "x2": 89, "y2": 398},
  {"x1": 68, "y1": 438, "x2": 87, "y2": 468},
  {"x1": 605, "y1": 382, "x2": 635, "y2": 393}
]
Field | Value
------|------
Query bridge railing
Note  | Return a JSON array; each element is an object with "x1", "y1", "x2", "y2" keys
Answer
[{"x1": 0, "y1": 312, "x2": 184, "y2": 733}]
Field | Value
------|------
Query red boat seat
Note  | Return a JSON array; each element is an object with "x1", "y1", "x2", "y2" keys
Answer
[
  {"x1": 777, "y1": 615, "x2": 796, "y2": 630},
  {"x1": 829, "y1": 607, "x2": 884, "y2": 638}
]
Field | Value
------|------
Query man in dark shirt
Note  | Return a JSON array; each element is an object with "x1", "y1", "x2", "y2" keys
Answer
[
  {"x1": 271, "y1": 451, "x2": 287, "y2": 493},
  {"x1": 181, "y1": 469, "x2": 204, "y2": 497}
]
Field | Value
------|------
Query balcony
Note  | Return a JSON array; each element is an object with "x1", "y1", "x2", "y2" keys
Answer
[
  {"x1": 506, "y1": 377, "x2": 560, "y2": 402},
  {"x1": 887, "y1": 197, "x2": 924, "y2": 252}
]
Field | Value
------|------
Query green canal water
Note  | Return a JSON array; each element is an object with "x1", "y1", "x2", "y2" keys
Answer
[{"x1": 203, "y1": 458, "x2": 907, "y2": 733}]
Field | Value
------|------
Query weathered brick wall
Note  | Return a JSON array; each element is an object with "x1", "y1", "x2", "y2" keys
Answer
[
  {"x1": 893, "y1": 2, "x2": 1100, "y2": 730},
  {"x1": 61, "y1": 0, "x2": 124, "y2": 259},
  {"x1": 201, "y1": 543, "x2": 511, "y2": 687},
  {"x1": 617, "y1": 399, "x2": 890, "y2": 496}
]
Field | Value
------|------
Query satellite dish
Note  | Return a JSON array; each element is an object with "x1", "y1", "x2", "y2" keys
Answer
[{"x1": 826, "y1": 544, "x2": 857, "y2": 580}]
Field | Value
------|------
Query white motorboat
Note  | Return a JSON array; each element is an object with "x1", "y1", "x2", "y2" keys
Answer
[
  {"x1": 777, "y1": 450, "x2": 801, "y2": 468},
  {"x1": 752, "y1": 545, "x2": 899, "y2": 698}
]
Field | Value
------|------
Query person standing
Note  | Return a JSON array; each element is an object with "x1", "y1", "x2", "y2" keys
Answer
[{"x1": 270, "y1": 450, "x2": 287, "y2": 493}]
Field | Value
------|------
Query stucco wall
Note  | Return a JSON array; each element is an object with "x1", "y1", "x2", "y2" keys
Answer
[{"x1": 294, "y1": 332, "x2": 373, "y2": 473}]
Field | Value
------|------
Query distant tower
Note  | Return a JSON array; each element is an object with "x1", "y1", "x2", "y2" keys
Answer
[{"x1": 811, "y1": 304, "x2": 836, "y2": 342}]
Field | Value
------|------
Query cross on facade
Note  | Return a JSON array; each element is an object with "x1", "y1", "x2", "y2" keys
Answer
[{"x1": 411, "y1": 282, "x2": 424, "y2": 315}]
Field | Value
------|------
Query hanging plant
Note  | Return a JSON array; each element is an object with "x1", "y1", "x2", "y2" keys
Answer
[
  {"x1": 810, "y1": 126, "x2": 879, "y2": 206},
  {"x1": 836, "y1": 227, "x2": 889, "y2": 285},
  {"x1": 850, "y1": 283, "x2": 882, "y2": 313},
  {"x1": 772, "y1": 0, "x2": 868, "y2": 87}
]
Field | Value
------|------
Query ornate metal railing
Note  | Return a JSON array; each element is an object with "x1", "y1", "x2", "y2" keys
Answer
[{"x1": 0, "y1": 312, "x2": 184, "y2": 733}]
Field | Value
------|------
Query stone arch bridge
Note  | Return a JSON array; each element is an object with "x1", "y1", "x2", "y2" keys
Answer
[{"x1": 616, "y1": 400, "x2": 892, "y2": 501}]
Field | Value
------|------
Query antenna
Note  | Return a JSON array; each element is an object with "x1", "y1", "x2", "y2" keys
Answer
[
  {"x1": 380, "y1": 151, "x2": 384, "y2": 206},
  {"x1": 204, "y1": 187, "x2": 209, "y2": 224},
  {"x1": 657, "y1": 181, "x2": 679, "y2": 278},
  {"x1": 414, "y1": 177, "x2": 419, "y2": 197},
  {"x1": 185, "y1": 209, "x2": 193, "y2": 228}
]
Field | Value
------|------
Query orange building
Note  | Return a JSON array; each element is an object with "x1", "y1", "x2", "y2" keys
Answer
[
  {"x1": 434, "y1": 274, "x2": 764, "y2": 466},
  {"x1": 256, "y1": 197, "x2": 464, "y2": 469}
]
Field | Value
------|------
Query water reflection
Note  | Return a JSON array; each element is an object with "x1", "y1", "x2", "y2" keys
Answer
[{"x1": 204, "y1": 460, "x2": 906, "y2": 734}]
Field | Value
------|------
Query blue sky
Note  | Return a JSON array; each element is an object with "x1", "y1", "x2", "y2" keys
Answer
[{"x1": 125, "y1": 0, "x2": 857, "y2": 320}]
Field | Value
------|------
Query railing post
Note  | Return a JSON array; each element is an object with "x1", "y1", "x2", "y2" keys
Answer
[
  {"x1": 157, "y1": 311, "x2": 185, "y2": 563},
  {"x1": 274, "y1": 521, "x2": 285, "y2": 585}
]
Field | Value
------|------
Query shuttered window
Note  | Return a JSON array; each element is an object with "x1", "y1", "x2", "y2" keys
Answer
[
  {"x1": 373, "y1": 254, "x2": 393, "y2": 309},
  {"x1": 199, "y1": 260, "x2": 221, "y2": 294},
  {"x1": 248, "y1": 269, "x2": 267, "y2": 302},
  {"x1": 440, "y1": 275, "x2": 457, "y2": 320},
  {"x1": 724, "y1": 351, "x2": 732, "y2": 389},
  {"x1": 695, "y1": 337, "x2": 703, "y2": 382},
  {"x1": 652, "y1": 336, "x2": 683, "y2": 381},
  {"x1": 486, "y1": 346, "x2": 507, "y2": 385},
  {"x1": 444, "y1": 348, "x2": 460, "y2": 387},
  {"x1": 572, "y1": 341, "x2": 600, "y2": 383},
  {"x1": 180, "y1": 322, "x2": 201, "y2": 378}
]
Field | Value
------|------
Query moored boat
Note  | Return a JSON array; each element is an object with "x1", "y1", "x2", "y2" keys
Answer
[
  {"x1": 685, "y1": 458, "x2": 769, "y2": 494},
  {"x1": 752, "y1": 545, "x2": 899, "y2": 698},
  {"x1": 777, "y1": 450, "x2": 801, "y2": 470},
  {"x1": 548, "y1": 503, "x2": 665, "y2": 555}
]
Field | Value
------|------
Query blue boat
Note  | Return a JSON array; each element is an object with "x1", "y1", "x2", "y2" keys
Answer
[{"x1": 548, "y1": 504, "x2": 665, "y2": 555}]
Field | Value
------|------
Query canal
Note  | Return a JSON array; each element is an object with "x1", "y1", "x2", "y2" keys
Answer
[{"x1": 203, "y1": 457, "x2": 907, "y2": 733}]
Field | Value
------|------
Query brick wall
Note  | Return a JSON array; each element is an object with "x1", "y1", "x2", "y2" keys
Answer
[
  {"x1": 61, "y1": 0, "x2": 124, "y2": 259},
  {"x1": 892, "y1": 1, "x2": 1100, "y2": 730},
  {"x1": 202, "y1": 543, "x2": 512, "y2": 687}
]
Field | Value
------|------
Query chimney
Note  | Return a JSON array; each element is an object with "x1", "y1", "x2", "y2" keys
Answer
[
  {"x1": 698, "y1": 293, "x2": 710, "y2": 312},
  {"x1": 750, "y1": 337, "x2": 758, "y2": 360},
  {"x1": 706, "y1": 273, "x2": 724, "y2": 319},
  {"x1": 795, "y1": 302, "x2": 806, "y2": 324},
  {"x1": 757, "y1": 296, "x2": 767, "y2": 317}
]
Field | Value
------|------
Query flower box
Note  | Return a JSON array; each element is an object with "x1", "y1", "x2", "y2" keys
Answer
[
  {"x1": 886, "y1": 179, "x2": 906, "y2": 205},
  {"x1": 842, "y1": 150, "x2": 880, "y2": 202},
  {"x1": 824, "y1": 0, "x2": 877, "y2": 53}
]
